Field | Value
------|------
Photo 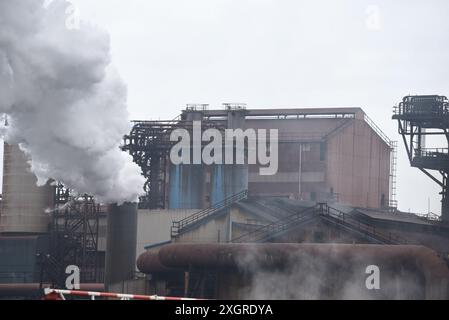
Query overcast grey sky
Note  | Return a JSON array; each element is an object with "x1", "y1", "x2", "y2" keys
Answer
[
  {"x1": 63, "y1": 0, "x2": 449, "y2": 214},
  {"x1": 6, "y1": 0, "x2": 449, "y2": 214}
]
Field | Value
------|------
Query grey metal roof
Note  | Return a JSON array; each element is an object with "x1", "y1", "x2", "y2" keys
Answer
[{"x1": 355, "y1": 208, "x2": 436, "y2": 226}]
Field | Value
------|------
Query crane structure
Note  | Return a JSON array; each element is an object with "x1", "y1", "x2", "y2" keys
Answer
[{"x1": 393, "y1": 95, "x2": 449, "y2": 221}]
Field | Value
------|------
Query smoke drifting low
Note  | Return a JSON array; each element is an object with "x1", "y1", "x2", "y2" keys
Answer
[
  {"x1": 0, "y1": 0, "x2": 145, "y2": 203},
  {"x1": 235, "y1": 244, "x2": 425, "y2": 300}
]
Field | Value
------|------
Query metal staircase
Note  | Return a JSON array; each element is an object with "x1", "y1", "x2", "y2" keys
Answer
[
  {"x1": 320, "y1": 204, "x2": 408, "y2": 245},
  {"x1": 171, "y1": 190, "x2": 248, "y2": 238},
  {"x1": 37, "y1": 254, "x2": 66, "y2": 289},
  {"x1": 46, "y1": 186, "x2": 102, "y2": 287},
  {"x1": 231, "y1": 205, "x2": 318, "y2": 243},
  {"x1": 230, "y1": 203, "x2": 408, "y2": 245}
]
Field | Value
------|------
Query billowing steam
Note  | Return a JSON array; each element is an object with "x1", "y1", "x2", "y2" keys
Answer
[
  {"x1": 235, "y1": 244, "x2": 425, "y2": 300},
  {"x1": 0, "y1": 0, "x2": 145, "y2": 203}
]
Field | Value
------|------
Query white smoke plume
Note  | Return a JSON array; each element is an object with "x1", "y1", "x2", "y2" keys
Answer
[
  {"x1": 235, "y1": 244, "x2": 425, "y2": 300},
  {"x1": 0, "y1": 0, "x2": 145, "y2": 203}
]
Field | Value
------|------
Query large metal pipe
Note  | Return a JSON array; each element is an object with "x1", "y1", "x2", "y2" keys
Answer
[
  {"x1": 104, "y1": 203, "x2": 138, "y2": 289},
  {"x1": 138, "y1": 243, "x2": 449, "y2": 299},
  {"x1": 136, "y1": 250, "x2": 179, "y2": 274},
  {"x1": 155, "y1": 243, "x2": 449, "y2": 275}
]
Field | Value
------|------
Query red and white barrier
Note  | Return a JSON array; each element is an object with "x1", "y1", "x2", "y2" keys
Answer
[{"x1": 43, "y1": 288, "x2": 201, "y2": 301}]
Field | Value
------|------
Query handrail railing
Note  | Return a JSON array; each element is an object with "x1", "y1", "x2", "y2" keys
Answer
[
  {"x1": 231, "y1": 205, "x2": 318, "y2": 243},
  {"x1": 414, "y1": 148, "x2": 449, "y2": 157},
  {"x1": 252, "y1": 199, "x2": 298, "y2": 218},
  {"x1": 171, "y1": 190, "x2": 248, "y2": 238},
  {"x1": 321, "y1": 204, "x2": 409, "y2": 245},
  {"x1": 394, "y1": 96, "x2": 449, "y2": 117},
  {"x1": 415, "y1": 211, "x2": 442, "y2": 223},
  {"x1": 231, "y1": 203, "x2": 409, "y2": 245},
  {"x1": 364, "y1": 114, "x2": 393, "y2": 147}
]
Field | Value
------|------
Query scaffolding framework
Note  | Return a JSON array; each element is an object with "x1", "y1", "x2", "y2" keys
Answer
[
  {"x1": 123, "y1": 116, "x2": 226, "y2": 209},
  {"x1": 122, "y1": 119, "x2": 181, "y2": 209},
  {"x1": 393, "y1": 95, "x2": 449, "y2": 220},
  {"x1": 40, "y1": 184, "x2": 103, "y2": 288},
  {"x1": 124, "y1": 106, "x2": 396, "y2": 210}
]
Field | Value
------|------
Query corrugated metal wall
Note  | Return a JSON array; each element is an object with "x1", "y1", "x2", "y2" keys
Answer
[
  {"x1": 326, "y1": 119, "x2": 390, "y2": 208},
  {"x1": 0, "y1": 236, "x2": 49, "y2": 284},
  {"x1": 0, "y1": 143, "x2": 54, "y2": 234}
]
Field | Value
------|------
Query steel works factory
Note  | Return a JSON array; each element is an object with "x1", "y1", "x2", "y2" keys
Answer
[{"x1": 1, "y1": 95, "x2": 449, "y2": 300}]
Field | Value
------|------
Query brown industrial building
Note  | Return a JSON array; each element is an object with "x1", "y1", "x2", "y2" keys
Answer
[
  {"x1": 130, "y1": 104, "x2": 449, "y2": 300},
  {"x1": 2, "y1": 102, "x2": 449, "y2": 300},
  {"x1": 125, "y1": 106, "x2": 395, "y2": 210},
  {"x1": 240, "y1": 107, "x2": 392, "y2": 208}
]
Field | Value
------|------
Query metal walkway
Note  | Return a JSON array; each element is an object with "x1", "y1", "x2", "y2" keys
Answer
[
  {"x1": 320, "y1": 204, "x2": 408, "y2": 245},
  {"x1": 231, "y1": 203, "x2": 408, "y2": 245},
  {"x1": 231, "y1": 205, "x2": 317, "y2": 243},
  {"x1": 393, "y1": 95, "x2": 449, "y2": 220},
  {"x1": 171, "y1": 190, "x2": 248, "y2": 238}
]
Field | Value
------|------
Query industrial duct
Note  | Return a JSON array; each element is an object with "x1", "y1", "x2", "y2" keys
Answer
[
  {"x1": 104, "y1": 203, "x2": 138, "y2": 289},
  {"x1": 137, "y1": 243, "x2": 449, "y2": 299}
]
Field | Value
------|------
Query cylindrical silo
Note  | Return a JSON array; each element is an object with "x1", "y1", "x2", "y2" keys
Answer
[
  {"x1": 210, "y1": 165, "x2": 225, "y2": 205},
  {"x1": 224, "y1": 164, "x2": 248, "y2": 198},
  {"x1": 0, "y1": 143, "x2": 54, "y2": 234},
  {"x1": 168, "y1": 164, "x2": 204, "y2": 209},
  {"x1": 104, "y1": 202, "x2": 138, "y2": 289},
  {"x1": 211, "y1": 164, "x2": 248, "y2": 204}
]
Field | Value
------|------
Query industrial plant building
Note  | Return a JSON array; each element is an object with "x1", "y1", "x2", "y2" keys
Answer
[
  {"x1": 125, "y1": 106, "x2": 393, "y2": 210},
  {"x1": 1, "y1": 99, "x2": 449, "y2": 300}
]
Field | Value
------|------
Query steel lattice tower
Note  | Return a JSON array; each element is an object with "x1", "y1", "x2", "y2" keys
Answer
[{"x1": 393, "y1": 95, "x2": 449, "y2": 221}]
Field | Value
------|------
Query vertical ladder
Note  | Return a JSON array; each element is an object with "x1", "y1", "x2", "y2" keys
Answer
[{"x1": 389, "y1": 141, "x2": 398, "y2": 208}]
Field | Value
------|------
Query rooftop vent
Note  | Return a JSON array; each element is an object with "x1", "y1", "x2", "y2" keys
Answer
[
  {"x1": 223, "y1": 103, "x2": 247, "y2": 111},
  {"x1": 185, "y1": 104, "x2": 209, "y2": 111}
]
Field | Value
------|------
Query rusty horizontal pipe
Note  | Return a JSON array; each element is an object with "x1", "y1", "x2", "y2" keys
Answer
[
  {"x1": 136, "y1": 251, "x2": 179, "y2": 274},
  {"x1": 139, "y1": 243, "x2": 449, "y2": 279},
  {"x1": 137, "y1": 243, "x2": 449, "y2": 299}
]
